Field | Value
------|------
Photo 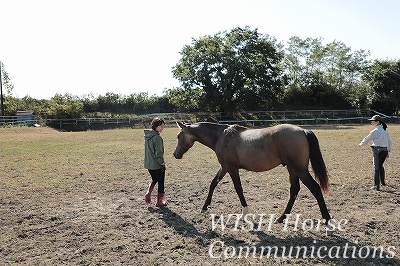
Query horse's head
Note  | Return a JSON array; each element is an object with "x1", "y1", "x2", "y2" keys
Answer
[{"x1": 173, "y1": 121, "x2": 195, "y2": 159}]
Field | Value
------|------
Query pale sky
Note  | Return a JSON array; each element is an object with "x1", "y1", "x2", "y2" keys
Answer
[{"x1": 1, "y1": 0, "x2": 399, "y2": 100}]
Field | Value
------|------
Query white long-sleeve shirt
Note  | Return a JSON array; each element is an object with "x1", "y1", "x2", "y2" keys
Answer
[{"x1": 359, "y1": 125, "x2": 392, "y2": 151}]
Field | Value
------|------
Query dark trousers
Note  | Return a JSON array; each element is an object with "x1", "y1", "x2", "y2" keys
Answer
[
  {"x1": 148, "y1": 169, "x2": 165, "y2": 193},
  {"x1": 372, "y1": 147, "x2": 388, "y2": 188}
]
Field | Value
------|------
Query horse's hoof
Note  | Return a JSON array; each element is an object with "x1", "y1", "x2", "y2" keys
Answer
[
  {"x1": 275, "y1": 216, "x2": 285, "y2": 224},
  {"x1": 239, "y1": 206, "x2": 249, "y2": 220},
  {"x1": 326, "y1": 225, "x2": 335, "y2": 236},
  {"x1": 200, "y1": 209, "x2": 208, "y2": 213}
]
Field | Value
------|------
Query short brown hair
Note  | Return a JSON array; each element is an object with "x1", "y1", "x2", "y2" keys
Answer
[{"x1": 151, "y1": 117, "x2": 165, "y2": 130}]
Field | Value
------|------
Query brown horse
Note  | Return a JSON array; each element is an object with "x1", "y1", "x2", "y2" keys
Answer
[{"x1": 173, "y1": 122, "x2": 333, "y2": 229}]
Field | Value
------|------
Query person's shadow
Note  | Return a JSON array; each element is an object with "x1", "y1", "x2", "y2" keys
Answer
[{"x1": 153, "y1": 207, "x2": 399, "y2": 265}]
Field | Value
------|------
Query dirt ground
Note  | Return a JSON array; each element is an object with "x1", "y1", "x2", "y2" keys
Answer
[{"x1": 0, "y1": 125, "x2": 399, "y2": 265}]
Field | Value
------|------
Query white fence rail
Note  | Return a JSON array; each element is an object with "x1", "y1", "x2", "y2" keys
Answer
[
  {"x1": 1, "y1": 109, "x2": 396, "y2": 131},
  {"x1": 0, "y1": 116, "x2": 39, "y2": 126}
]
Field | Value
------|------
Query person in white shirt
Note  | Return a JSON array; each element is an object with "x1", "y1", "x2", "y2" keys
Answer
[{"x1": 359, "y1": 115, "x2": 392, "y2": 190}]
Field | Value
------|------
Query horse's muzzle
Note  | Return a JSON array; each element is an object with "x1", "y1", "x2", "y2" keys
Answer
[{"x1": 173, "y1": 151, "x2": 182, "y2": 159}]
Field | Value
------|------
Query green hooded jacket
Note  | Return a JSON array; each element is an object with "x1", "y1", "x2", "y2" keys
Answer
[{"x1": 144, "y1": 130, "x2": 165, "y2": 170}]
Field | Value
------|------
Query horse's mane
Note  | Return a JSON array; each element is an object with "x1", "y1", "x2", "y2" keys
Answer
[
  {"x1": 188, "y1": 122, "x2": 247, "y2": 136},
  {"x1": 224, "y1": 124, "x2": 247, "y2": 136}
]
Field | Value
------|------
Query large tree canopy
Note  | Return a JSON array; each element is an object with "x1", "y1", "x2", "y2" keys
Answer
[
  {"x1": 172, "y1": 26, "x2": 284, "y2": 112},
  {"x1": 365, "y1": 59, "x2": 400, "y2": 114},
  {"x1": 281, "y1": 36, "x2": 371, "y2": 109}
]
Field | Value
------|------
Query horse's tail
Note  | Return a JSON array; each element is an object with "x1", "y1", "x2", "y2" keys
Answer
[{"x1": 304, "y1": 130, "x2": 329, "y2": 193}]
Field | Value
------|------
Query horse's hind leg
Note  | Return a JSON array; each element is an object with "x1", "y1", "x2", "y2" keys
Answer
[
  {"x1": 299, "y1": 170, "x2": 331, "y2": 223},
  {"x1": 201, "y1": 166, "x2": 227, "y2": 212},
  {"x1": 277, "y1": 169, "x2": 300, "y2": 223}
]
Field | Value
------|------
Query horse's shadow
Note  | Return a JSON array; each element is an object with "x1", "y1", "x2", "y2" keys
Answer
[{"x1": 152, "y1": 207, "x2": 399, "y2": 265}]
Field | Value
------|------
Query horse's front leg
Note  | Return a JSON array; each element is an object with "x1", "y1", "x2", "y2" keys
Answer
[
  {"x1": 229, "y1": 168, "x2": 249, "y2": 219},
  {"x1": 201, "y1": 166, "x2": 227, "y2": 212}
]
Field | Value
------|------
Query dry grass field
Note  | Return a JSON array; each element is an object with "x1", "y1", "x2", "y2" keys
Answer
[{"x1": 0, "y1": 124, "x2": 399, "y2": 265}]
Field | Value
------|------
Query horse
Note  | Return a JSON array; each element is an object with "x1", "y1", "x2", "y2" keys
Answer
[{"x1": 173, "y1": 121, "x2": 333, "y2": 233}]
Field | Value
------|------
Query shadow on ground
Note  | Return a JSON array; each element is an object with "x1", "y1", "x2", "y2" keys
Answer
[{"x1": 154, "y1": 207, "x2": 399, "y2": 266}]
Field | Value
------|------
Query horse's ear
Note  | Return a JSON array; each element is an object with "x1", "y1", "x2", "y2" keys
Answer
[{"x1": 176, "y1": 121, "x2": 186, "y2": 129}]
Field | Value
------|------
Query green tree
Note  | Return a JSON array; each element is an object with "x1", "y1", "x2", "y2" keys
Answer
[
  {"x1": 5, "y1": 95, "x2": 49, "y2": 117},
  {"x1": 364, "y1": 59, "x2": 400, "y2": 114},
  {"x1": 124, "y1": 92, "x2": 151, "y2": 114},
  {"x1": 163, "y1": 87, "x2": 203, "y2": 112},
  {"x1": 1, "y1": 62, "x2": 15, "y2": 115},
  {"x1": 81, "y1": 93, "x2": 100, "y2": 114},
  {"x1": 47, "y1": 93, "x2": 83, "y2": 118},
  {"x1": 172, "y1": 26, "x2": 284, "y2": 112},
  {"x1": 4, "y1": 95, "x2": 17, "y2": 115},
  {"x1": 97, "y1": 92, "x2": 123, "y2": 113},
  {"x1": 282, "y1": 36, "x2": 370, "y2": 109},
  {"x1": 0, "y1": 62, "x2": 14, "y2": 95}
]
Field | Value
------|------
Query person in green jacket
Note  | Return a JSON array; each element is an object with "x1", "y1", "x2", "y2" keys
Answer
[{"x1": 144, "y1": 117, "x2": 167, "y2": 206}]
